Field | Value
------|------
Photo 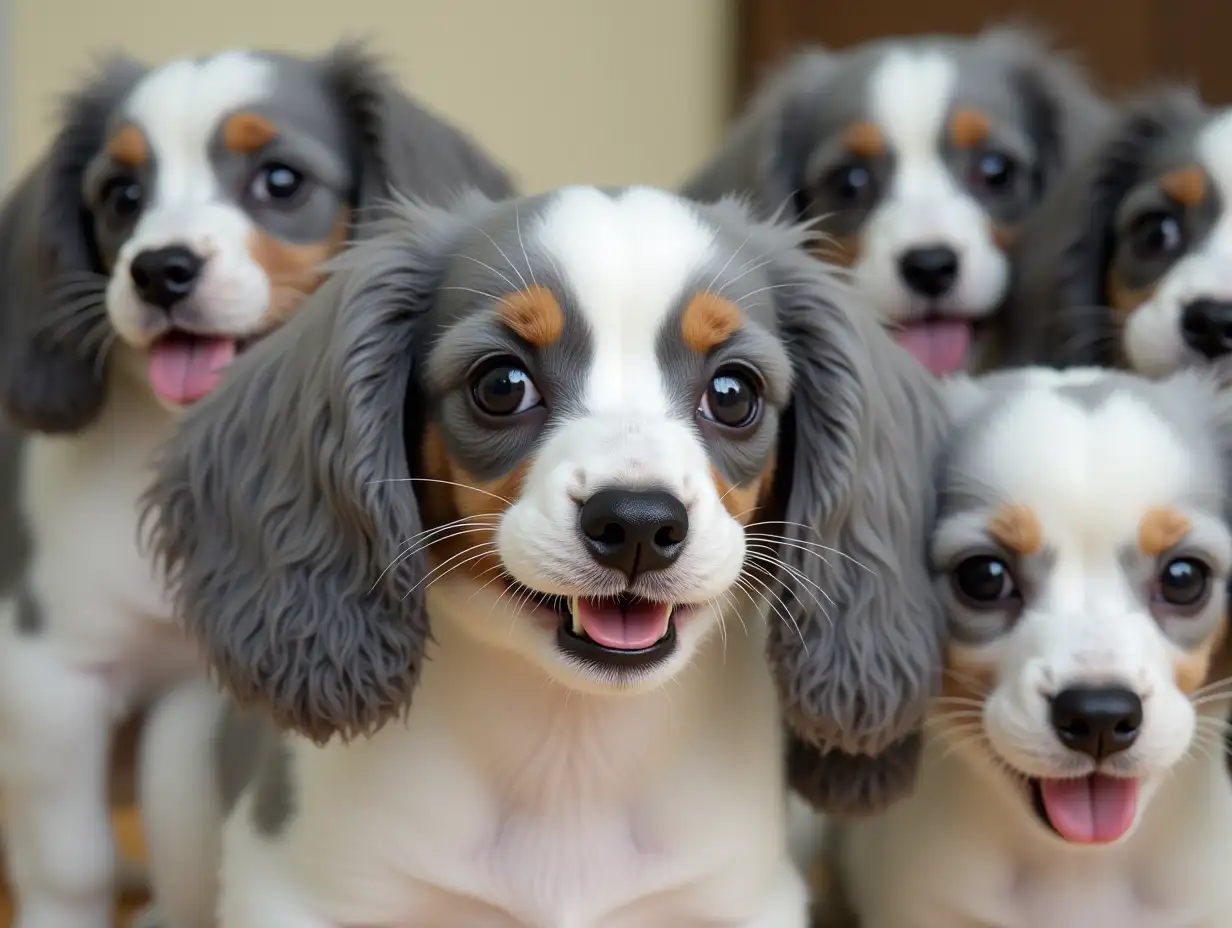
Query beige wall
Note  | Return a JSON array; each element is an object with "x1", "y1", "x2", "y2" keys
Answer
[{"x1": 10, "y1": 0, "x2": 734, "y2": 194}]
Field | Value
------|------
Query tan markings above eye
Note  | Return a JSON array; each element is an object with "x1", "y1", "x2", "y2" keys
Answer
[
  {"x1": 498, "y1": 286, "x2": 565, "y2": 349},
  {"x1": 1138, "y1": 506, "x2": 1191, "y2": 556},
  {"x1": 986, "y1": 503, "x2": 1043, "y2": 557},
  {"x1": 1160, "y1": 166, "x2": 1206, "y2": 208},
  {"x1": 224, "y1": 111, "x2": 279, "y2": 154},
  {"x1": 842, "y1": 121, "x2": 885, "y2": 159},
  {"x1": 949, "y1": 108, "x2": 992, "y2": 149},
  {"x1": 681, "y1": 292, "x2": 742, "y2": 355},
  {"x1": 106, "y1": 125, "x2": 148, "y2": 167}
]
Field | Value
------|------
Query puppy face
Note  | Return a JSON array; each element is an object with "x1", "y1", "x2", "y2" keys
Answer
[{"x1": 933, "y1": 367, "x2": 1232, "y2": 846}]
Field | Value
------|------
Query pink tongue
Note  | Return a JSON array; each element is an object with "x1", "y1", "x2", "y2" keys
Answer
[
  {"x1": 1039, "y1": 775, "x2": 1140, "y2": 844},
  {"x1": 576, "y1": 599, "x2": 671, "y2": 651},
  {"x1": 895, "y1": 319, "x2": 972, "y2": 375},
  {"x1": 148, "y1": 334, "x2": 237, "y2": 405}
]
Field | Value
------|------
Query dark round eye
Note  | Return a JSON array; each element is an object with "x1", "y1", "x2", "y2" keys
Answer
[
  {"x1": 971, "y1": 151, "x2": 1017, "y2": 197},
  {"x1": 471, "y1": 359, "x2": 542, "y2": 417},
  {"x1": 1128, "y1": 211, "x2": 1184, "y2": 262},
  {"x1": 101, "y1": 177, "x2": 143, "y2": 221},
  {"x1": 1156, "y1": 557, "x2": 1210, "y2": 608},
  {"x1": 249, "y1": 162, "x2": 305, "y2": 203},
  {"x1": 698, "y1": 368, "x2": 761, "y2": 429},
  {"x1": 952, "y1": 555, "x2": 1018, "y2": 606},
  {"x1": 823, "y1": 163, "x2": 875, "y2": 206}
]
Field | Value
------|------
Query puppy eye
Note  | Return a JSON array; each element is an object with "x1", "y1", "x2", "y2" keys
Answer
[
  {"x1": 970, "y1": 150, "x2": 1017, "y2": 198},
  {"x1": 1128, "y1": 211, "x2": 1185, "y2": 261},
  {"x1": 471, "y1": 358, "x2": 543, "y2": 417},
  {"x1": 100, "y1": 176, "x2": 143, "y2": 221},
  {"x1": 951, "y1": 555, "x2": 1019, "y2": 607},
  {"x1": 821, "y1": 163, "x2": 876, "y2": 207},
  {"x1": 249, "y1": 162, "x2": 306, "y2": 204},
  {"x1": 1155, "y1": 557, "x2": 1211, "y2": 609},
  {"x1": 698, "y1": 367, "x2": 761, "y2": 429}
]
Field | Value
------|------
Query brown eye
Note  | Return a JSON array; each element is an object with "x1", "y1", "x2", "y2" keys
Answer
[
  {"x1": 1128, "y1": 211, "x2": 1184, "y2": 262},
  {"x1": 101, "y1": 176, "x2": 143, "y2": 221},
  {"x1": 970, "y1": 150, "x2": 1017, "y2": 198},
  {"x1": 471, "y1": 358, "x2": 542, "y2": 417},
  {"x1": 249, "y1": 162, "x2": 306, "y2": 204},
  {"x1": 952, "y1": 555, "x2": 1018, "y2": 607},
  {"x1": 698, "y1": 368, "x2": 760, "y2": 429},
  {"x1": 822, "y1": 162, "x2": 876, "y2": 207},
  {"x1": 1156, "y1": 557, "x2": 1210, "y2": 608}
]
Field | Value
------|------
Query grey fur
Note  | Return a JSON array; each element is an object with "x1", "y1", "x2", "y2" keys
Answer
[
  {"x1": 0, "y1": 423, "x2": 30, "y2": 591},
  {"x1": 144, "y1": 189, "x2": 949, "y2": 812},
  {"x1": 213, "y1": 701, "x2": 295, "y2": 835},
  {"x1": 14, "y1": 586, "x2": 43, "y2": 636}
]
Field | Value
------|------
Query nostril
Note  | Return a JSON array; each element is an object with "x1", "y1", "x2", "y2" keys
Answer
[
  {"x1": 654, "y1": 524, "x2": 684, "y2": 549},
  {"x1": 591, "y1": 521, "x2": 625, "y2": 547}
]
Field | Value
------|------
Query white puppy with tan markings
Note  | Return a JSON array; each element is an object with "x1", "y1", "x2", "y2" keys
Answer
[{"x1": 824, "y1": 366, "x2": 1232, "y2": 928}]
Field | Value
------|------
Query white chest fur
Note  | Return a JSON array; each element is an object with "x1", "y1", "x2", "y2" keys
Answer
[{"x1": 837, "y1": 720, "x2": 1232, "y2": 928}]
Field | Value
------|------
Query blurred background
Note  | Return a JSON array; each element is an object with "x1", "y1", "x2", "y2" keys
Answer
[{"x1": 10, "y1": 0, "x2": 1232, "y2": 194}]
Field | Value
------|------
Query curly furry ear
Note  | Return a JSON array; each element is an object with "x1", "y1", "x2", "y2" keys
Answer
[
  {"x1": 321, "y1": 42, "x2": 515, "y2": 231},
  {"x1": 143, "y1": 192, "x2": 500, "y2": 744},
  {"x1": 681, "y1": 49, "x2": 839, "y2": 221},
  {"x1": 765, "y1": 249, "x2": 949, "y2": 813},
  {"x1": 1003, "y1": 86, "x2": 1207, "y2": 368},
  {"x1": 0, "y1": 56, "x2": 145, "y2": 433}
]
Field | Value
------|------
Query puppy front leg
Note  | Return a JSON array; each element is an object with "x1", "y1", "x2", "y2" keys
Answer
[{"x1": 216, "y1": 809, "x2": 333, "y2": 928}]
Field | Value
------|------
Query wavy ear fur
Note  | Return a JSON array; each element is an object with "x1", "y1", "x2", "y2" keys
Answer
[
  {"x1": 321, "y1": 43, "x2": 515, "y2": 231},
  {"x1": 765, "y1": 246, "x2": 950, "y2": 813},
  {"x1": 1003, "y1": 87, "x2": 1207, "y2": 368},
  {"x1": 144, "y1": 192, "x2": 501, "y2": 743},
  {"x1": 0, "y1": 57, "x2": 146, "y2": 433}
]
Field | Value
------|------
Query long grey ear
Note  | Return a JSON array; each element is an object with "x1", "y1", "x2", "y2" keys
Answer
[
  {"x1": 1002, "y1": 86, "x2": 1206, "y2": 368},
  {"x1": 681, "y1": 49, "x2": 838, "y2": 221},
  {"x1": 143, "y1": 192, "x2": 498, "y2": 744},
  {"x1": 0, "y1": 57, "x2": 145, "y2": 433},
  {"x1": 766, "y1": 248, "x2": 949, "y2": 814},
  {"x1": 321, "y1": 43, "x2": 515, "y2": 232}
]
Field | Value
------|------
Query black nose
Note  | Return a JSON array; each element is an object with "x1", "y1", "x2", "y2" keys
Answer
[
  {"x1": 898, "y1": 245, "x2": 960, "y2": 298},
  {"x1": 1180, "y1": 299, "x2": 1232, "y2": 359},
  {"x1": 129, "y1": 246, "x2": 203, "y2": 310},
  {"x1": 579, "y1": 489, "x2": 689, "y2": 581},
  {"x1": 1050, "y1": 686, "x2": 1143, "y2": 760}
]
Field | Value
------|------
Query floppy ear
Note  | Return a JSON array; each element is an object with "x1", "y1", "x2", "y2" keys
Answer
[
  {"x1": 143, "y1": 192, "x2": 498, "y2": 744},
  {"x1": 681, "y1": 49, "x2": 839, "y2": 221},
  {"x1": 765, "y1": 247, "x2": 950, "y2": 814},
  {"x1": 0, "y1": 56, "x2": 145, "y2": 433},
  {"x1": 1002, "y1": 87, "x2": 1206, "y2": 368},
  {"x1": 321, "y1": 43, "x2": 515, "y2": 232}
]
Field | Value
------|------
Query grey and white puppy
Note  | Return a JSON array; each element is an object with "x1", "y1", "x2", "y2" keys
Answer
[
  {"x1": 139, "y1": 186, "x2": 948, "y2": 926},
  {"x1": 683, "y1": 27, "x2": 1107, "y2": 376}
]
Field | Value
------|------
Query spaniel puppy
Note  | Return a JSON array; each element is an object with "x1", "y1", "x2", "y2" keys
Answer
[
  {"x1": 1006, "y1": 88, "x2": 1232, "y2": 377},
  {"x1": 141, "y1": 186, "x2": 948, "y2": 927},
  {"x1": 683, "y1": 27, "x2": 1107, "y2": 375},
  {"x1": 0, "y1": 45, "x2": 512, "y2": 927},
  {"x1": 823, "y1": 366, "x2": 1232, "y2": 927}
]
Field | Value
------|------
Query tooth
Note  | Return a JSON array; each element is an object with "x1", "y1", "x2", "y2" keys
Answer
[{"x1": 570, "y1": 597, "x2": 583, "y2": 636}]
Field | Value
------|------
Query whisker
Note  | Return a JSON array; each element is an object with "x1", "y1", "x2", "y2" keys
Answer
[
  {"x1": 476, "y1": 227, "x2": 529, "y2": 292},
  {"x1": 366, "y1": 476, "x2": 513, "y2": 507},
  {"x1": 448, "y1": 254, "x2": 518, "y2": 293},
  {"x1": 515, "y1": 202, "x2": 538, "y2": 288}
]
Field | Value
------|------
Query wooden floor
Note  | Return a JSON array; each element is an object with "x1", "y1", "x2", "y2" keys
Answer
[{"x1": 0, "y1": 805, "x2": 148, "y2": 926}]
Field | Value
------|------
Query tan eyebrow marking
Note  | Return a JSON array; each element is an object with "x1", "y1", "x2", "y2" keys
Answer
[
  {"x1": 497, "y1": 285, "x2": 565, "y2": 348},
  {"x1": 224, "y1": 111, "x2": 279, "y2": 154},
  {"x1": 681, "y1": 292, "x2": 743, "y2": 355},
  {"x1": 987, "y1": 503, "x2": 1043, "y2": 556},
  {"x1": 106, "y1": 125, "x2": 148, "y2": 167},
  {"x1": 1138, "y1": 506, "x2": 1191, "y2": 556},
  {"x1": 843, "y1": 121, "x2": 885, "y2": 159},
  {"x1": 1160, "y1": 166, "x2": 1206, "y2": 208},
  {"x1": 949, "y1": 107, "x2": 992, "y2": 149}
]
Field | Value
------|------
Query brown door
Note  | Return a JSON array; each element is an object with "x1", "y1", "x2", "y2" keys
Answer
[{"x1": 737, "y1": 0, "x2": 1232, "y2": 111}]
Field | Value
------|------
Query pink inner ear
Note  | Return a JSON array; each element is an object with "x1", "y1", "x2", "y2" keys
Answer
[
  {"x1": 147, "y1": 334, "x2": 236, "y2": 406},
  {"x1": 895, "y1": 320, "x2": 972, "y2": 375}
]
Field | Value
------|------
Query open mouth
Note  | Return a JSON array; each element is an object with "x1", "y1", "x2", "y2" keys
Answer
[
  {"x1": 552, "y1": 592, "x2": 679, "y2": 671},
  {"x1": 1028, "y1": 774, "x2": 1140, "y2": 845},
  {"x1": 147, "y1": 331, "x2": 262, "y2": 406},
  {"x1": 894, "y1": 316, "x2": 974, "y2": 376}
]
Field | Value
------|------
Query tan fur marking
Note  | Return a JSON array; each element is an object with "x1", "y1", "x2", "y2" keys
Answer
[
  {"x1": 811, "y1": 235, "x2": 859, "y2": 268},
  {"x1": 987, "y1": 504, "x2": 1043, "y2": 556},
  {"x1": 1175, "y1": 616, "x2": 1227, "y2": 695},
  {"x1": 224, "y1": 111, "x2": 278, "y2": 154},
  {"x1": 949, "y1": 108, "x2": 992, "y2": 149},
  {"x1": 1138, "y1": 506, "x2": 1191, "y2": 556},
  {"x1": 1105, "y1": 266, "x2": 1156, "y2": 317},
  {"x1": 245, "y1": 209, "x2": 351, "y2": 325},
  {"x1": 498, "y1": 285, "x2": 565, "y2": 348},
  {"x1": 1161, "y1": 166, "x2": 1207, "y2": 208},
  {"x1": 940, "y1": 643, "x2": 997, "y2": 704},
  {"x1": 991, "y1": 223, "x2": 1018, "y2": 252},
  {"x1": 107, "y1": 126, "x2": 147, "y2": 167},
  {"x1": 682, "y1": 293, "x2": 743, "y2": 355},
  {"x1": 843, "y1": 121, "x2": 885, "y2": 159},
  {"x1": 710, "y1": 456, "x2": 776, "y2": 526}
]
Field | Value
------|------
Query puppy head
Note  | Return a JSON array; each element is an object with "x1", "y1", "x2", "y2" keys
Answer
[
  {"x1": 686, "y1": 26, "x2": 1105, "y2": 376},
  {"x1": 0, "y1": 44, "x2": 512, "y2": 433},
  {"x1": 931, "y1": 365, "x2": 1232, "y2": 846},
  {"x1": 144, "y1": 187, "x2": 948, "y2": 813},
  {"x1": 1007, "y1": 88, "x2": 1232, "y2": 378}
]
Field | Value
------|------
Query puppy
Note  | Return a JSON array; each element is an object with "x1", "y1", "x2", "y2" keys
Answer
[
  {"x1": 683, "y1": 27, "x2": 1107, "y2": 376},
  {"x1": 0, "y1": 45, "x2": 512, "y2": 927},
  {"x1": 827, "y1": 366, "x2": 1232, "y2": 928},
  {"x1": 1006, "y1": 88, "x2": 1232, "y2": 377},
  {"x1": 140, "y1": 186, "x2": 947, "y2": 927}
]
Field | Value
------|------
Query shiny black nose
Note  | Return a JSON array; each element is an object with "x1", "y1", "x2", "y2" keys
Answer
[
  {"x1": 129, "y1": 246, "x2": 203, "y2": 310},
  {"x1": 1180, "y1": 299, "x2": 1232, "y2": 359},
  {"x1": 1050, "y1": 686, "x2": 1143, "y2": 760},
  {"x1": 579, "y1": 489, "x2": 689, "y2": 581},
  {"x1": 898, "y1": 245, "x2": 960, "y2": 298}
]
